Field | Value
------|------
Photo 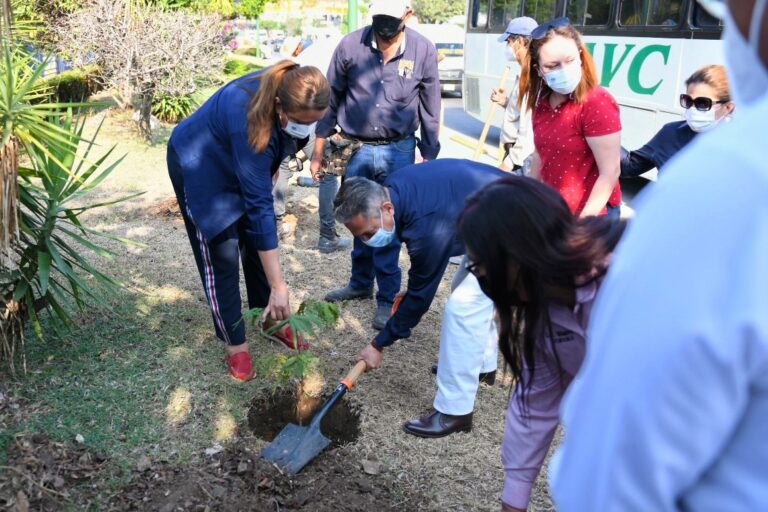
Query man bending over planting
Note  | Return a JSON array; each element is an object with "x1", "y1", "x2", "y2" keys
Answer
[{"x1": 332, "y1": 159, "x2": 505, "y2": 437}]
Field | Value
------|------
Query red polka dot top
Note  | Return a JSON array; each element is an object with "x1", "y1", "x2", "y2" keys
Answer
[{"x1": 533, "y1": 86, "x2": 622, "y2": 215}]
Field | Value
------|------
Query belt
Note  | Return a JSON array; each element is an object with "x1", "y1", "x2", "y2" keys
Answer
[{"x1": 345, "y1": 131, "x2": 411, "y2": 146}]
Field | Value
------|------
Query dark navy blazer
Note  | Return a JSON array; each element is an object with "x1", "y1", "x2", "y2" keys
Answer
[
  {"x1": 621, "y1": 120, "x2": 697, "y2": 177},
  {"x1": 375, "y1": 159, "x2": 507, "y2": 347},
  {"x1": 168, "y1": 69, "x2": 298, "y2": 250}
]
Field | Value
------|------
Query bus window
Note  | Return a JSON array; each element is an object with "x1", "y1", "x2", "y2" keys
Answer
[
  {"x1": 619, "y1": 0, "x2": 682, "y2": 26},
  {"x1": 523, "y1": 0, "x2": 558, "y2": 23},
  {"x1": 692, "y1": 3, "x2": 722, "y2": 28},
  {"x1": 470, "y1": 0, "x2": 490, "y2": 29},
  {"x1": 567, "y1": 0, "x2": 611, "y2": 26},
  {"x1": 491, "y1": 0, "x2": 524, "y2": 30}
]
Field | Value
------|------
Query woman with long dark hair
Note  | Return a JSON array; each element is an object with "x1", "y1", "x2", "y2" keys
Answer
[
  {"x1": 457, "y1": 176, "x2": 626, "y2": 511},
  {"x1": 168, "y1": 60, "x2": 330, "y2": 381}
]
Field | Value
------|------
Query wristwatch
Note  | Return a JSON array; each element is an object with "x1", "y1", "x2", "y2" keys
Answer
[{"x1": 370, "y1": 340, "x2": 384, "y2": 352}]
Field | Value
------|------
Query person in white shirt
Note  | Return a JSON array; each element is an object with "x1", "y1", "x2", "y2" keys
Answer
[
  {"x1": 550, "y1": 0, "x2": 768, "y2": 510},
  {"x1": 491, "y1": 17, "x2": 537, "y2": 173}
]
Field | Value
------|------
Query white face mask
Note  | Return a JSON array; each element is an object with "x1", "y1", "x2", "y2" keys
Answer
[
  {"x1": 283, "y1": 120, "x2": 315, "y2": 140},
  {"x1": 504, "y1": 45, "x2": 518, "y2": 63},
  {"x1": 684, "y1": 105, "x2": 728, "y2": 132},
  {"x1": 542, "y1": 60, "x2": 582, "y2": 95},
  {"x1": 723, "y1": 0, "x2": 768, "y2": 105}
]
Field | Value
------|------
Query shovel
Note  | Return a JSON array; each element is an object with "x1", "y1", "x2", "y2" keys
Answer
[{"x1": 261, "y1": 360, "x2": 368, "y2": 474}]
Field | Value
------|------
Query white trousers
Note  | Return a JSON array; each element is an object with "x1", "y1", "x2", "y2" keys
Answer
[{"x1": 433, "y1": 260, "x2": 498, "y2": 416}]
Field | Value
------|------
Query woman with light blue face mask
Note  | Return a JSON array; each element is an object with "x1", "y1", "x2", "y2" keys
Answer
[
  {"x1": 621, "y1": 64, "x2": 735, "y2": 181},
  {"x1": 167, "y1": 60, "x2": 329, "y2": 382},
  {"x1": 518, "y1": 17, "x2": 623, "y2": 219}
]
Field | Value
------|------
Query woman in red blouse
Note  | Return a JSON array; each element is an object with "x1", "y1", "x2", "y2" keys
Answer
[{"x1": 518, "y1": 17, "x2": 622, "y2": 217}]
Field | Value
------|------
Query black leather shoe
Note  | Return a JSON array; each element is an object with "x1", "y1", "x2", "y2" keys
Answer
[
  {"x1": 430, "y1": 364, "x2": 497, "y2": 386},
  {"x1": 324, "y1": 286, "x2": 373, "y2": 302},
  {"x1": 372, "y1": 304, "x2": 392, "y2": 330},
  {"x1": 402, "y1": 410, "x2": 473, "y2": 438}
]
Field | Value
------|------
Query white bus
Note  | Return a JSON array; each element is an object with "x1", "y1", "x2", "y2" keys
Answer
[{"x1": 464, "y1": 0, "x2": 724, "y2": 151}]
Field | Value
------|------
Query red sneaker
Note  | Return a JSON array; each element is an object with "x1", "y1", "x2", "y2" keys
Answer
[{"x1": 227, "y1": 351, "x2": 255, "y2": 381}]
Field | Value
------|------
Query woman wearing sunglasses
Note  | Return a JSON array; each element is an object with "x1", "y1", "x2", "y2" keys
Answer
[
  {"x1": 457, "y1": 176, "x2": 626, "y2": 512},
  {"x1": 621, "y1": 64, "x2": 734, "y2": 179},
  {"x1": 519, "y1": 17, "x2": 622, "y2": 217}
]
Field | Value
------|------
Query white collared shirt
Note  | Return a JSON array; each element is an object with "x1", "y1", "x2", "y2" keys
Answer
[{"x1": 550, "y1": 93, "x2": 768, "y2": 511}]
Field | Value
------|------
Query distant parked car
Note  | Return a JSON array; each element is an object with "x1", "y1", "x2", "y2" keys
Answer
[
  {"x1": 435, "y1": 42, "x2": 464, "y2": 95},
  {"x1": 416, "y1": 23, "x2": 465, "y2": 96}
]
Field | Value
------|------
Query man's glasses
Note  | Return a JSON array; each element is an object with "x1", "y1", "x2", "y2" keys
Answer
[
  {"x1": 679, "y1": 94, "x2": 728, "y2": 112},
  {"x1": 531, "y1": 17, "x2": 571, "y2": 39}
]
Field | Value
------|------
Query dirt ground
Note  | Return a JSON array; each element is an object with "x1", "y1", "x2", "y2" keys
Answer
[{"x1": 2, "y1": 112, "x2": 559, "y2": 511}]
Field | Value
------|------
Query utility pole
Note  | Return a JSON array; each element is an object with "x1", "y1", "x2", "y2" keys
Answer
[{"x1": 347, "y1": 0, "x2": 358, "y2": 32}]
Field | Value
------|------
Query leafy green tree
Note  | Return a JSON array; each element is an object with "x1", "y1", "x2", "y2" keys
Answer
[
  {"x1": 412, "y1": 0, "x2": 465, "y2": 24},
  {"x1": 233, "y1": 0, "x2": 267, "y2": 18},
  {"x1": 152, "y1": 0, "x2": 267, "y2": 17}
]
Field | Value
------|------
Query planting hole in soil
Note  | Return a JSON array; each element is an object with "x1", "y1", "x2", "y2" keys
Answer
[{"x1": 248, "y1": 387, "x2": 361, "y2": 445}]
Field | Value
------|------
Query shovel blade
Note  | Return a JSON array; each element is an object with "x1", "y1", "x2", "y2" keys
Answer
[{"x1": 261, "y1": 423, "x2": 331, "y2": 474}]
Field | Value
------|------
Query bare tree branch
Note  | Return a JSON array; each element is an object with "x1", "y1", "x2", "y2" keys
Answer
[{"x1": 56, "y1": 0, "x2": 225, "y2": 138}]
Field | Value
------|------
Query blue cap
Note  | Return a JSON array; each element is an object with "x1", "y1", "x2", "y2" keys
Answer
[{"x1": 497, "y1": 17, "x2": 539, "y2": 42}]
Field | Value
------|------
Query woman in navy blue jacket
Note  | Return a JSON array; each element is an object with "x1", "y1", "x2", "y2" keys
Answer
[
  {"x1": 621, "y1": 65, "x2": 734, "y2": 178},
  {"x1": 167, "y1": 60, "x2": 330, "y2": 381}
]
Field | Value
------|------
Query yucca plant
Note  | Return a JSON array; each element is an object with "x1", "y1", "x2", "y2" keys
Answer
[
  {"x1": 0, "y1": 43, "x2": 91, "y2": 168},
  {"x1": 0, "y1": 0, "x2": 138, "y2": 376},
  {"x1": 1, "y1": 109, "x2": 141, "y2": 374},
  {"x1": 2, "y1": 111, "x2": 142, "y2": 370}
]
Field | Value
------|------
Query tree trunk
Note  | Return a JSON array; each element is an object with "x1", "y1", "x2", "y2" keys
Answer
[
  {"x1": 1, "y1": 298, "x2": 27, "y2": 376},
  {"x1": 0, "y1": 137, "x2": 19, "y2": 268},
  {"x1": 137, "y1": 91, "x2": 153, "y2": 141},
  {"x1": 295, "y1": 370, "x2": 326, "y2": 423}
]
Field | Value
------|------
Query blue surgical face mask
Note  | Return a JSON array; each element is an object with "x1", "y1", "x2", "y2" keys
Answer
[
  {"x1": 363, "y1": 209, "x2": 396, "y2": 247},
  {"x1": 684, "y1": 104, "x2": 728, "y2": 133},
  {"x1": 542, "y1": 59, "x2": 582, "y2": 95},
  {"x1": 283, "y1": 120, "x2": 315, "y2": 140},
  {"x1": 504, "y1": 44, "x2": 518, "y2": 63}
]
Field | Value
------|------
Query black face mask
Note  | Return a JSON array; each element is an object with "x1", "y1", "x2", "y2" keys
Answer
[
  {"x1": 477, "y1": 270, "x2": 526, "y2": 307},
  {"x1": 476, "y1": 274, "x2": 494, "y2": 300},
  {"x1": 372, "y1": 15, "x2": 404, "y2": 41}
]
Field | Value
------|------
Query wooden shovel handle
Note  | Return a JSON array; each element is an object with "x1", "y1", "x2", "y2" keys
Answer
[
  {"x1": 473, "y1": 65, "x2": 512, "y2": 161},
  {"x1": 341, "y1": 360, "x2": 368, "y2": 390}
]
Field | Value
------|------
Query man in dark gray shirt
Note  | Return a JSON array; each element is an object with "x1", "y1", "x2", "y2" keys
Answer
[{"x1": 310, "y1": 0, "x2": 441, "y2": 330}]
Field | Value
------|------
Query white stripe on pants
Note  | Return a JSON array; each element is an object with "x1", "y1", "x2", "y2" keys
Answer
[{"x1": 433, "y1": 261, "x2": 498, "y2": 416}]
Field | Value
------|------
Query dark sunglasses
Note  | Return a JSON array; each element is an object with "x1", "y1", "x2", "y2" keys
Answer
[
  {"x1": 531, "y1": 16, "x2": 571, "y2": 39},
  {"x1": 679, "y1": 94, "x2": 728, "y2": 112}
]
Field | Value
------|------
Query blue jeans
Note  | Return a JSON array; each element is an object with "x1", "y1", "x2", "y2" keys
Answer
[
  {"x1": 344, "y1": 135, "x2": 416, "y2": 306},
  {"x1": 273, "y1": 132, "x2": 337, "y2": 231},
  {"x1": 606, "y1": 202, "x2": 621, "y2": 219},
  {"x1": 318, "y1": 173, "x2": 340, "y2": 238}
]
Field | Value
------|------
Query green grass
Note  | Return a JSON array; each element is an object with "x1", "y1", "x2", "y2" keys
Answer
[{"x1": 3, "y1": 290, "x2": 261, "y2": 472}]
